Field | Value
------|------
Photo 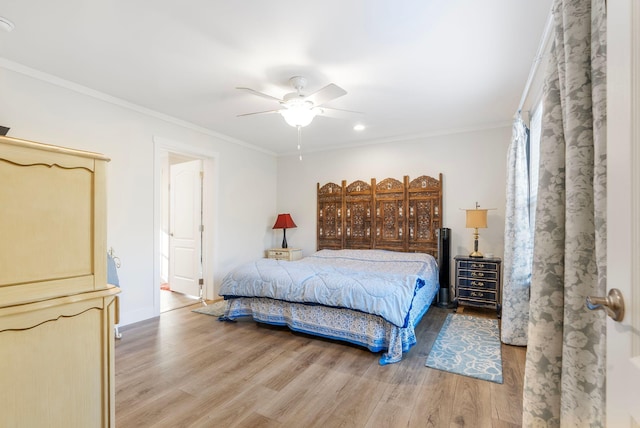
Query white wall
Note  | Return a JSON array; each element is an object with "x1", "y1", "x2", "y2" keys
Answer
[
  {"x1": 0, "y1": 61, "x2": 512, "y2": 323},
  {"x1": 0, "y1": 66, "x2": 278, "y2": 325},
  {"x1": 276, "y1": 126, "x2": 511, "y2": 285}
]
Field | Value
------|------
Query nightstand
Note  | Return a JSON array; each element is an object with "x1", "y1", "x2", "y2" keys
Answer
[
  {"x1": 454, "y1": 255, "x2": 502, "y2": 317},
  {"x1": 266, "y1": 248, "x2": 302, "y2": 261}
]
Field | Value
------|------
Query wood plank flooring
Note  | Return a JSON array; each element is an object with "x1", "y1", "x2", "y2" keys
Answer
[
  {"x1": 115, "y1": 304, "x2": 526, "y2": 427},
  {"x1": 160, "y1": 289, "x2": 202, "y2": 313}
]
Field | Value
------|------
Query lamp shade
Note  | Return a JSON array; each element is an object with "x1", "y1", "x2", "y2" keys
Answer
[
  {"x1": 273, "y1": 213, "x2": 297, "y2": 229},
  {"x1": 466, "y1": 209, "x2": 488, "y2": 229}
]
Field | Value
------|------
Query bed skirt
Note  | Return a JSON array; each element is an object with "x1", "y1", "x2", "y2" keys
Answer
[{"x1": 220, "y1": 282, "x2": 436, "y2": 365}]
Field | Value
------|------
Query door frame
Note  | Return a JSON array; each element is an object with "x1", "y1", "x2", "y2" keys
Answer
[
  {"x1": 153, "y1": 136, "x2": 219, "y2": 316},
  {"x1": 606, "y1": 0, "x2": 640, "y2": 425}
]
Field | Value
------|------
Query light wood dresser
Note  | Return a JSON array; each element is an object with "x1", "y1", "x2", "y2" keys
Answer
[{"x1": 0, "y1": 136, "x2": 120, "y2": 427}]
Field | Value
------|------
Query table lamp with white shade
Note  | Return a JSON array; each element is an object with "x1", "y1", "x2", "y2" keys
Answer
[{"x1": 465, "y1": 203, "x2": 490, "y2": 258}]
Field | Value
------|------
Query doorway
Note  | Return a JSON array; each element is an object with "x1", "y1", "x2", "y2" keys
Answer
[
  {"x1": 160, "y1": 153, "x2": 203, "y2": 312},
  {"x1": 153, "y1": 137, "x2": 218, "y2": 315}
]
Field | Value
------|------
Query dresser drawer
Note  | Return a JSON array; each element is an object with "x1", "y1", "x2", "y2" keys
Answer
[
  {"x1": 268, "y1": 250, "x2": 288, "y2": 260},
  {"x1": 458, "y1": 287, "x2": 496, "y2": 301},
  {"x1": 266, "y1": 248, "x2": 302, "y2": 261},
  {"x1": 457, "y1": 277, "x2": 497, "y2": 290},
  {"x1": 458, "y1": 269, "x2": 498, "y2": 281},
  {"x1": 458, "y1": 260, "x2": 499, "y2": 271}
]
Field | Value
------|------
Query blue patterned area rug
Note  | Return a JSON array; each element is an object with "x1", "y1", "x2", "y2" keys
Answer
[{"x1": 425, "y1": 313, "x2": 503, "y2": 384}]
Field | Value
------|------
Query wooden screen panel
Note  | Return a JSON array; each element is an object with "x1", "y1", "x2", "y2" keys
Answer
[
  {"x1": 317, "y1": 182, "x2": 344, "y2": 250},
  {"x1": 317, "y1": 174, "x2": 443, "y2": 256},
  {"x1": 344, "y1": 180, "x2": 372, "y2": 249},
  {"x1": 407, "y1": 174, "x2": 443, "y2": 255},
  {"x1": 373, "y1": 177, "x2": 406, "y2": 251}
]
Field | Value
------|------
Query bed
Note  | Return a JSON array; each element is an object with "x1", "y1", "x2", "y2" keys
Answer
[{"x1": 219, "y1": 174, "x2": 444, "y2": 364}]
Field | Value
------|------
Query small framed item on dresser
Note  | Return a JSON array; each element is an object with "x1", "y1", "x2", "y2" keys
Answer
[
  {"x1": 454, "y1": 255, "x2": 502, "y2": 317},
  {"x1": 266, "y1": 248, "x2": 302, "y2": 261}
]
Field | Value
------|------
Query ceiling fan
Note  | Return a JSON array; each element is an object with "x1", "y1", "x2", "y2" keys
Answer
[{"x1": 236, "y1": 76, "x2": 356, "y2": 128}]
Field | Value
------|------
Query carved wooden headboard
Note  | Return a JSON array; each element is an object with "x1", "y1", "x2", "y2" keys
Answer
[{"x1": 317, "y1": 174, "x2": 443, "y2": 257}]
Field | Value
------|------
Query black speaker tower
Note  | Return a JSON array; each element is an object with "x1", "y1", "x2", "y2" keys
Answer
[{"x1": 436, "y1": 227, "x2": 454, "y2": 308}]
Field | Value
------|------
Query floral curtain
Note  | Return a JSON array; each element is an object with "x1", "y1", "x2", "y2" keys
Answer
[
  {"x1": 501, "y1": 115, "x2": 533, "y2": 346},
  {"x1": 522, "y1": 0, "x2": 607, "y2": 426}
]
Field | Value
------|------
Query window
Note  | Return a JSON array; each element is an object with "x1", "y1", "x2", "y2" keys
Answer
[{"x1": 528, "y1": 102, "x2": 543, "y2": 232}]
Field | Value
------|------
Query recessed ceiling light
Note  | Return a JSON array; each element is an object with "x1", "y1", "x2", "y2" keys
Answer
[
  {"x1": 0, "y1": 16, "x2": 15, "y2": 32},
  {"x1": 353, "y1": 124, "x2": 365, "y2": 131}
]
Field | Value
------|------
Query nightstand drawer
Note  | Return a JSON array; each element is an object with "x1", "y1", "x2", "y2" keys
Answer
[
  {"x1": 458, "y1": 269, "x2": 498, "y2": 280},
  {"x1": 458, "y1": 287, "x2": 496, "y2": 301},
  {"x1": 458, "y1": 260, "x2": 499, "y2": 271},
  {"x1": 457, "y1": 277, "x2": 497, "y2": 290},
  {"x1": 268, "y1": 250, "x2": 289, "y2": 260},
  {"x1": 266, "y1": 248, "x2": 302, "y2": 261}
]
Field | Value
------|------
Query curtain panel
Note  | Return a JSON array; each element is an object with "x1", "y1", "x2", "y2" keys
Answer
[
  {"x1": 522, "y1": 0, "x2": 607, "y2": 426},
  {"x1": 501, "y1": 116, "x2": 533, "y2": 346}
]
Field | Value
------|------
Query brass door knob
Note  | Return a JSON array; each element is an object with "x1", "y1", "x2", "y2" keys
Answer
[{"x1": 586, "y1": 288, "x2": 625, "y2": 322}]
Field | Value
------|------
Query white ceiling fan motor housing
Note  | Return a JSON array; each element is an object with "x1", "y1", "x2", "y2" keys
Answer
[{"x1": 289, "y1": 76, "x2": 308, "y2": 92}]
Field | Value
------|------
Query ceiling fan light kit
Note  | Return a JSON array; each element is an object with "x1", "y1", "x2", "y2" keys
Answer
[
  {"x1": 237, "y1": 75, "x2": 357, "y2": 158},
  {"x1": 237, "y1": 75, "x2": 349, "y2": 129},
  {"x1": 281, "y1": 101, "x2": 317, "y2": 127}
]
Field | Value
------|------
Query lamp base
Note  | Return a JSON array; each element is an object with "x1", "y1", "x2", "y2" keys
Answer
[{"x1": 469, "y1": 232, "x2": 483, "y2": 258}]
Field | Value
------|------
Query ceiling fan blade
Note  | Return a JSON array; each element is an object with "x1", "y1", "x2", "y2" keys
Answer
[
  {"x1": 236, "y1": 109, "x2": 282, "y2": 117},
  {"x1": 236, "y1": 87, "x2": 283, "y2": 103},
  {"x1": 316, "y1": 106, "x2": 363, "y2": 119},
  {"x1": 305, "y1": 83, "x2": 347, "y2": 106}
]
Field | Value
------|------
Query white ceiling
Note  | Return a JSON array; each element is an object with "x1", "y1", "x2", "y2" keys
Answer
[{"x1": 0, "y1": 1, "x2": 552, "y2": 155}]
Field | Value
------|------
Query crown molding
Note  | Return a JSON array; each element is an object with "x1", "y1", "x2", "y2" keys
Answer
[
  {"x1": 279, "y1": 120, "x2": 513, "y2": 157},
  {"x1": 0, "y1": 57, "x2": 276, "y2": 156}
]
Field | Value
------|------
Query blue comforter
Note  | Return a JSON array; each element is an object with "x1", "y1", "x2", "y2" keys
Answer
[{"x1": 219, "y1": 249, "x2": 438, "y2": 328}]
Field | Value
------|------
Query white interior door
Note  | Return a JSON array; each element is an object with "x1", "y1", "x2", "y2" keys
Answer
[
  {"x1": 606, "y1": 1, "x2": 640, "y2": 426},
  {"x1": 169, "y1": 159, "x2": 202, "y2": 297}
]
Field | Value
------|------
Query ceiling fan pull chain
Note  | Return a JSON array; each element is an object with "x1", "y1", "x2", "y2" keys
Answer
[{"x1": 297, "y1": 125, "x2": 303, "y2": 160}]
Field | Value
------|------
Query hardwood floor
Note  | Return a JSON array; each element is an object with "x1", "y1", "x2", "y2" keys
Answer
[
  {"x1": 115, "y1": 305, "x2": 526, "y2": 427},
  {"x1": 160, "y1": 288, "x2": 202, "y2": 313}
]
